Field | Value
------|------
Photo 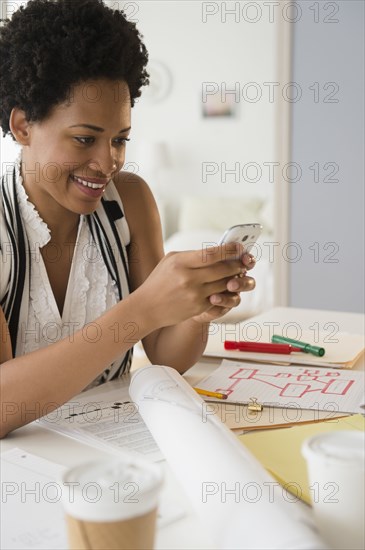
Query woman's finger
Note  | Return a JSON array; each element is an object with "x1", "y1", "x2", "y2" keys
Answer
[
  {"x1": 209, "y1": 292, "x2": 241, "y2": 308},
  {"x1": 242, "y1": 253, "x2": 256, "y2": 270},
  {"x1": 226, "y1": 275, "x2": 256, "y2": 293}
]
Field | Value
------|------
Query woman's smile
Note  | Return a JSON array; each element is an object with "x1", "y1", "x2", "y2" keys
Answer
[{"x1": 69, "y1": 174, "x2": 108, "y2": 198}]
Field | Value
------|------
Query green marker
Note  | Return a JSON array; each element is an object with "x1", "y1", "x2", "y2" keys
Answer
[{"x1": 272, "y1": 335, "x2": 325, "y2": 357}]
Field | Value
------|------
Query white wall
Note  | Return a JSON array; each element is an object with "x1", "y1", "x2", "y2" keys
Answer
[
  {"x1": 111, "y1": 1, "x2": 279, "y2": 235},
  {"x1": 0, "y1": 0, "x2": 24, "y2": 163},
  {"x1": 1, "y1": 0, "x2": 283, "y2": 264}
]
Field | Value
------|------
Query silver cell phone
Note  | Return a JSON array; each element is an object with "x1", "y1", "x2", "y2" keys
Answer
[{"x1": 219, "y1": 223, "x2": 262, "y2": 256}]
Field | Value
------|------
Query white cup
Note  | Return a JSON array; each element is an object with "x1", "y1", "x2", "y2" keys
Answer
[
  {"x1": 61, "y1": 455, "x2": 163, "y2": 550},
  {"x1": 302, "y1": 431, "x2": 365, "y2": 550}
]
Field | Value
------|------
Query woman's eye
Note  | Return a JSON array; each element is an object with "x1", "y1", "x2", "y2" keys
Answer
[
  {"x1": 113, "y1": 137, "x2": 130, "y2": 146},
  {"x1": 74, "y1": 137, "x2": 130, "y2": 146},
  {"x1": 74, "y1": 136, "x2": 95, "y2": 145}
]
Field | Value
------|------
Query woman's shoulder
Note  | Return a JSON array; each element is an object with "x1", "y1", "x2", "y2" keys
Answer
[
  {"x1": 112, "y1": 170, "x2": 153, "y2": 203},
  {"x1": 111, "y1": 171, "x2": 161, "y2": 237}
]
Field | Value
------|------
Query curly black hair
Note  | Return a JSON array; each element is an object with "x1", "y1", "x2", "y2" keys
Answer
[{"x1": 0, "y1": 0, "x2": 149, "y2": 138}]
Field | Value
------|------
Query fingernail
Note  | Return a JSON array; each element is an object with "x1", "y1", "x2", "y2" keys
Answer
[
  {"x1": 211, "y1": 294, "x2": 223, "y2": 304},
  {"x1": 228, "y1": 280, "x2": 240, "y2": 291}
]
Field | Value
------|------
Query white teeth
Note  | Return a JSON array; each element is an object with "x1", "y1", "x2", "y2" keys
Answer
[{"x1": 74, "y1": 176, "x2": 104, "y2": 189}]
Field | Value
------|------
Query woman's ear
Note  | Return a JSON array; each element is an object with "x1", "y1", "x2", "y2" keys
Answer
[{"x1": 9, "y1": 108, "x2": 32, "y2": 145}]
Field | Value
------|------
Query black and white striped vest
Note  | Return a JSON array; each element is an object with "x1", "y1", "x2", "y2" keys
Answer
[{"x1": 0, "y1": 165, "x2": 133, "y2": 382}]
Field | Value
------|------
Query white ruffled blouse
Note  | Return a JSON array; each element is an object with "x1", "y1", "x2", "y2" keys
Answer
[{"x1": 14, "y1": 163, "x2": 120, "y2": 358}]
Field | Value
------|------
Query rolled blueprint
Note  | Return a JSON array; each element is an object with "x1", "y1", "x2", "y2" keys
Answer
[{"x1": 129, "y1": 366, "x2": 328, "y2": 550}]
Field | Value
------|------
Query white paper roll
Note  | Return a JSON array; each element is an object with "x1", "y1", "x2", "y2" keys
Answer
[{"x1": 130, "y1": 366, "x2": 328, "y2": 550}]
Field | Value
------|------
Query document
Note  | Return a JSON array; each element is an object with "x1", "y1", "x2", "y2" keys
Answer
[
  {"x1": 208, "y1": 401, "x2": 347, "y2": 431},
  {"x1": 130, "y1": 365, "x2": 328, "y2": 550},
  {"x1": 195, "y1": 359, "x2": 365, "y2": 414},
  {"x1": 40, "y1": 382, "x2": 163, "y2": 462},
  {"x1": 1, "y1": 448, "x2": 68, "y2": 550}
]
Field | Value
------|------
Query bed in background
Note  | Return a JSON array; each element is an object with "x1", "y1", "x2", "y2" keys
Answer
[{"x1": 162, "y1": 195, "x2": 274, "y2": 323}]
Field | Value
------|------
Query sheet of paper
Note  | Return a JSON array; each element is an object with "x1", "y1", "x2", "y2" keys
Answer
[
  {"x1": 130, "y1": 365, "x2": 327, "y2": 550},
  {"x1": 209, "y1": 401, "x2": 347, "y2": 431},
  {"x1": 0, "y1": 448, "x2": 68, "y2": 550},
  {"x1": 205, "y1": 312, "x2": 365, "y2": 368},
  {"x1": 195, "y1": 359, "x2": 365, "y2": 414},
  {"x1": 239, "y1": 414, "x2": 365, "y2": 505},
  {"x1": 1, "y1": 448, "x2": 186, "y2": 550},
  {"x1": 40, "y1": 383, "x2": 163, "y2": 462}
]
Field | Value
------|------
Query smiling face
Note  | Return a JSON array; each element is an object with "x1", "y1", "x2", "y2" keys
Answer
[{"x1": 13, "y1": 79, "x2": 132, "y2": 220}]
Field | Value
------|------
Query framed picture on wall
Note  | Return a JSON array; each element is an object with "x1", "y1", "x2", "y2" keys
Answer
[{"x1": 202, "y1": 87, "x2": 238, "y2": 118}]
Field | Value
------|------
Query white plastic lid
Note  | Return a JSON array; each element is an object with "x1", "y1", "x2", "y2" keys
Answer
[
  {"x1": 302, "y1": 431, "x2": 365, "y2": 466},
  {"x1": 61, "y1": 456, "x2": 163, "y2": 522}
]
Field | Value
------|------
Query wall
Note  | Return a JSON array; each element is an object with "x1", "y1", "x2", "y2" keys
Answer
[
  {"x1": 289, "y1": 0, "x2": 364, "y2": 313},
  {"x1": 109, "y1": 0, "x2": 280, "y2": 235},
  {"x1": 0, "y1": 0, "x2": 28, "y2": 163},
  {"x1": 0, "y1": 0, "x2": 282, "y2": 237}
]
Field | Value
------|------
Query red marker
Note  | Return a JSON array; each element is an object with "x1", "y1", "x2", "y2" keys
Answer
[{"x1": 224, "y1": 341, "x2": 302, "y2": 354}]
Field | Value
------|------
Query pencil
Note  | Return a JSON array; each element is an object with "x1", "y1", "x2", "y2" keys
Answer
[{"x1": 193, "y1": 387, "x2": 228, "y2": 400}]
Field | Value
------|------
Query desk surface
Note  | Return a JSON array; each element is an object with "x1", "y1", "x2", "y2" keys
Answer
[
  {"x1": 1, "y1": 307, "x2": 364, "y2": 549},
  {"x1": 0, "y1": 374, "x2": 211, "y2": 549}
]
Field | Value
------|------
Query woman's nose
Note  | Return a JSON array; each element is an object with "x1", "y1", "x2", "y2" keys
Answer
[{"x1": 89, "y1": 146, "x2": 121, "y2": 176}]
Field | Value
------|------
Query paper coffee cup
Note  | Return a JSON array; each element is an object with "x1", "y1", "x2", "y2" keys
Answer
[
  {"x1": 302, "y1": 431, "x2": 365, "y2": 550},
  {"x1": 61, "y1": 455, "x2": 163, "y2": 550}
]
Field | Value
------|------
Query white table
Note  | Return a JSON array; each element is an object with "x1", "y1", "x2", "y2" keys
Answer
[
  {"x1": 1, "y1": 308, "x2": 364, "y2": 549},
  {"x1": 0, "y1": 373, "x2": 212, "y2": 549}
]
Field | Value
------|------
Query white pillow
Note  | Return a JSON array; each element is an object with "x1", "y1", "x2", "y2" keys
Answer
[
  {"x1": 164, "y1": 229, "x2": 223, "y2": 252},
  {"x1": 178, "y1": 196, "x2": 264, "y2": 233}
]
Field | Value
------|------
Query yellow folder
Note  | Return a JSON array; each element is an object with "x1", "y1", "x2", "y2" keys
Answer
[{"x1": 239, "y1": 414, "x2": 365, "y2": 505}]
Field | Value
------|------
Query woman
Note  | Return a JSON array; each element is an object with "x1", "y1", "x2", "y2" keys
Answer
[{"x1": 0, "y1": 0, "x2": 256, "y2": 437}]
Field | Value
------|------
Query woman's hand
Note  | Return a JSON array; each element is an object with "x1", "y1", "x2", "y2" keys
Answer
[
  {"x1": 135, "y1": 243, "x2": 254, "y2": 329},
  {"x1": 192, "y1": 252, "x2": 256, "y2": 324}
]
